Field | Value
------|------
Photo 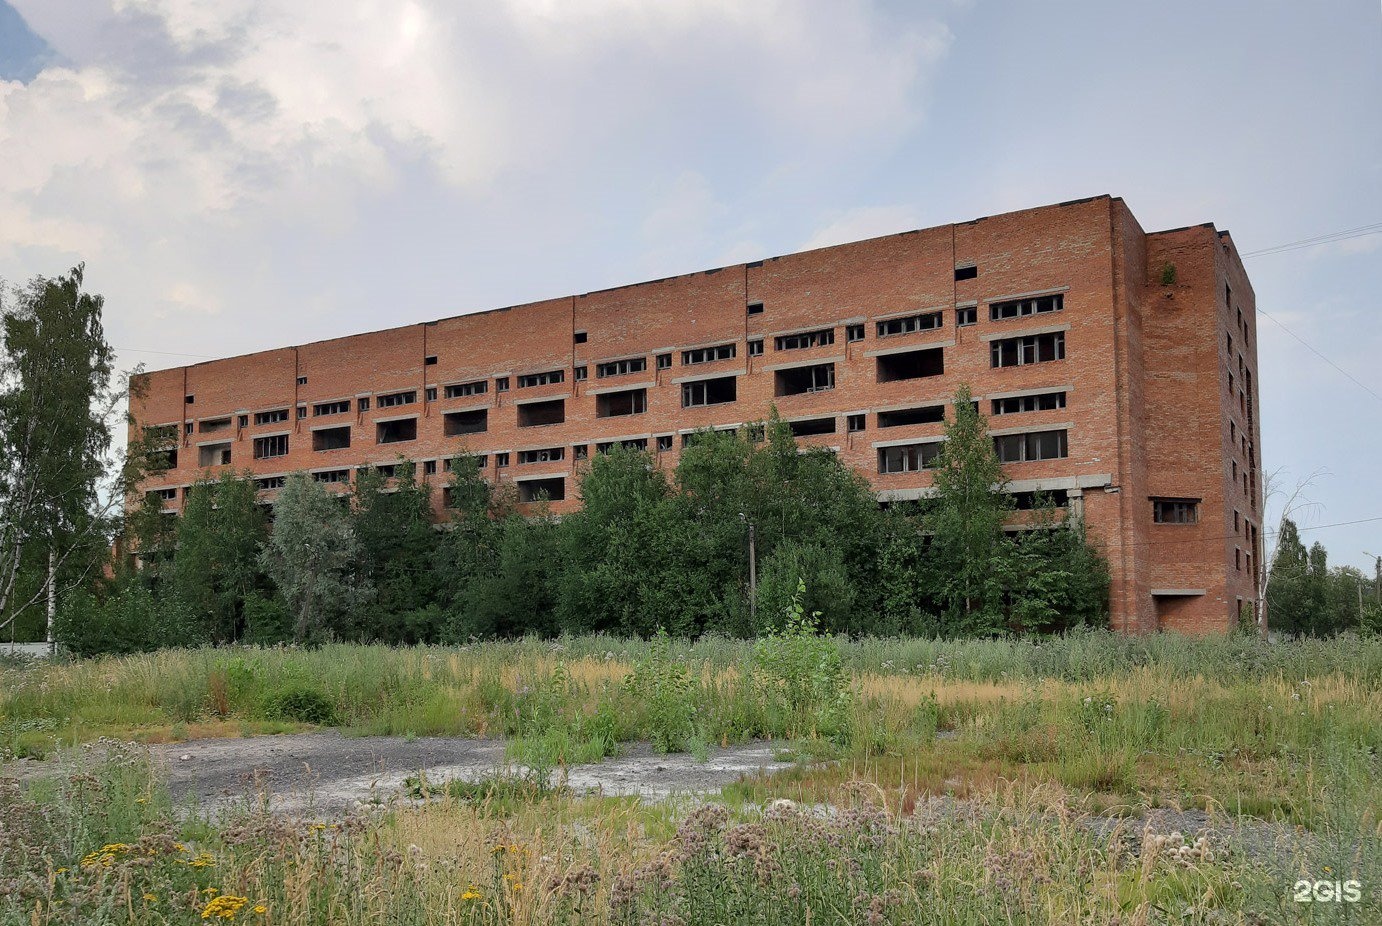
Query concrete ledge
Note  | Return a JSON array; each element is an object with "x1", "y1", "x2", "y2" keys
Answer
[
  {"x1": 984, "y1": 384, "x2": 1074, "y2": 402},
  {"x1": 1151, "y1": 588, "x2": 1207, "y2": 597},
  {"x1": 988, "y1": 421, "x2": 1074, "y2": 437},
  {"x1": 671, "y1": 369, "x2": 745, "y2": 385},
  {"x1": 982, "y1": 284, "x2": 1070, "y2": 305},
  {"x1": 762, "y1": 355, "x2": 845, "y2": 373},
  {"x1": 512, "y1": 393, "x2": 570, "y2": 405},
  {"x1": 980, "y1": 322, "x2": 1070, "y2": 342},
  {"x1": 864, "y1": 340, "x2": 955, "y2": 358},
  {"x1": 587, "y1": 381, "x2": 655, "y2": 395}
]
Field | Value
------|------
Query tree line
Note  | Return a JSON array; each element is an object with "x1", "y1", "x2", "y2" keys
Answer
[{"x1": 1265, "y1": 519, "x2": 1381, "y2": 635}]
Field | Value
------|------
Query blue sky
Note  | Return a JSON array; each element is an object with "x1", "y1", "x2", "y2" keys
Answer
[{"x1": 1, "y1": 1, "x2": 1379, "y2": 572}]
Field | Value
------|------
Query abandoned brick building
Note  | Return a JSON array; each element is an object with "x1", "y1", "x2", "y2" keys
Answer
[{"x1": 130, "y1": 195, "x2": 1264, "y2": 634}]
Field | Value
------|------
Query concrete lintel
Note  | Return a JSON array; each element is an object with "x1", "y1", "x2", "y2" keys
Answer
[
  {"x1": 762, "y1": 355, "x2": 845, "y2": 373},
  {"x1": 980, "y1": 322, "x2": 1070, "y2": 342},
  {"x1": 671, "y1": 369, "x2": 745, "y2": 385},
  {"x1": 864, "y1": 339, "x2": 955, "y2": 358},
  {"x1": 512, "y1": 393, "x2": 570, "y2": 405},
  {"x1": 982, "y1": 284, "x2": 1071, "y2": 305},
  {"x1": 988, "y1": 420, "x2": 1074, "y2": 438},
  {"x1": 1151, "y1": 588, "x2": 1207, "y2": 597}
]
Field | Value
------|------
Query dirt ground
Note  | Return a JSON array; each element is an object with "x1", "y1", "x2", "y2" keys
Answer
[{"x1": 5, "y1": 733, "x2": 785, "y2": 816}]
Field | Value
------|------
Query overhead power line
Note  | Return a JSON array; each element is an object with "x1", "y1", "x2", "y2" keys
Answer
[{"x1": 1241, "y1": 223, "x2": 1382, "y2": 258}]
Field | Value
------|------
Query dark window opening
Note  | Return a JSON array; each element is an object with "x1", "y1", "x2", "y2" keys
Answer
[
  {"x1": 518, "y1": 447, "x2": 564, "y2": 464},
  {"x1": 518, "y1": 477, "x2": 566, "y2": 503},
  {"x1": 748, "y1": 339, "x2": 764, "y2": 357},
  {"x1": 598, "y1": 438, "x2": 648, "y2": 453},
  {"x1": 425, "y1": 387, "x2": 437, "y2": 402},
  {"x1": 876, "y1": 312, "x2": 943, "y2": 337},
  {"x1": 846, "y1": 323, "x2": 865, "y2": 343},
  {"x1": 518, "y1": 369, "x2": 564, "y2": 388},
  {"x1": 878, "y1": 442, "x2": 941, "y2": 473},
  {"x1": 198, "y1": 443, "x2": 233, "y2": 466},
  {"x1": 253, "y1": 434, "x2": 289, "y2": 459},
  {"x1": 256, "y1": 476, "x2": 285, "y2": 490},
  {"x1": 1153, "y1": 498, "x2": 1200, "y2": 524},
  {"x1": 656, "y1": 435, "x2": 673, "y2": 452},
  {"x1": 445, "y1": 380, "x2": 487, "y2": 399},
  {"x1": 358, "y1": 398, "x2": 370, "y2": 412},
  {"x1": 990, "y1": 293, "x2": 1063, "y2": 321},
  {"x1": 1009, "y1": 489, "x2": 1069, "y2": 510},
  {"x1": 877, "y1": 405, "x2": 945, "y2": 428},
  {"x1": 296, "y1": 375, "x2": 308, "y2": 385},
  {"x1": 200, "y1": 417, "x2": 232, "y2": 433},
  {"x1": 517, "y1": 399, "x2": 565, "y2": 427},
  {"x1": 747, "y1": 301, "x2": 764, "y2": 316},
  {"x1": 152, "y1": 488, "x2": 178, "y2": 503},
  {"x1": 682, "y1": 376, "x2": 737, "y2": 407},
  {"x1": 184, "y1": 395, "x2": 194, "y2": 405},
  {"x1": 990, "y1": 332, "x2": 1065, "y2": 368},
  {"x1": 314, "y1": 469, "x2": 350, "y2": 484},
  {"x1": 596, "y1": 388, "x2": 647, "y2": 417},
  {"x1": 312, "y1": 426, "x2": 352, "y2": 451},
  {"x1": 444, "y1": 409, "x2": 488, "y2": 436},
  {"x1": 574, "y1": 331, "x2": 587, "y2": 344},
  {"x1": 297, "y1": 406, "x2": 307, "y2": 420},
  {"x1": 314, "y1": 400, "x2": 351, "y2": 416},
  {"x1": 495, "y1": 377, "x2": 509, "y2": 392},
  {"x1": 775, "y1": 363, "x2": 835, "y2": 396},
  {"x1": 993, "y1": 429, "x2": 1067, "y2": 463},
  {"x1": 775, "y1": 328, "x2": 835, "y2": 351},
  {"x1": 596, "y1": 357, "x2": 646, "y2": 378},
  {"x1": 255, "y1": 409, "x2": 289, "y2": 425},
  {"x1": 495, "y1": 452, "x2": 509, "y2": 467},
  {"x1": 788, "y1": 416, "x2": 836, "y2": 437},
  {"x1": 847, "y1": 413, "x2": 865, "y2": 433},
  {"x1": 378, "y1": 391, "x2": 417, "y2": 408},
  {"x1": 574, "y1": 366, "x2": 587, "y2": 382},
  {"x1": 424, "y1": 355, "x2": 438, "y2": 366},
  {"x1": 376, "y1": 418, "x2": 418, "y2": 444},
  {"x1": 237, "y1": 414, "x2": 249, "y2": 428},
  {"x1": 656, "y1": 353, "x2": 672, "y2": 370},
  {"x1": 424, "y1": 460, "x2": 438, "y2": 476},
  {"x1": 954, "y1": 264, "x2": 978, "y2": 281},
  {"x1": 573, "y1": 444, "x2": 589, "y2": 461},
  {"x1": 956, "y1": 306, "x2": 977, "y2": 327},
  {"x1": 991, "y1": 391, "x2": 1067, "y2": 415},
  {"x1": 682, "y1": 343, "x2": 735, "y2": 365},
  {"x1": 876, "y1": 347, "x2": 944, "y2": 382}
]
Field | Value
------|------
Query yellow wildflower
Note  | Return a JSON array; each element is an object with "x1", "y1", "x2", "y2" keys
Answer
[
  {"x1": 460, "y1": 885, "x2": 483, "y2": 901},
  {"x1": 253, "y1": 904, "x2": 267, "y2": 915},
  {"x1": 200, "y1": 894, "x2": 248, "y2": 920},
  {"x1": 55, "y1": 867, "x2": 68, "y2": 874},
  {"x1": 143, "y1": 893, "x2": 158, "y2": 903},
  {"x1": 203, "y1": 887, "x2": 219, "y2": 895}
]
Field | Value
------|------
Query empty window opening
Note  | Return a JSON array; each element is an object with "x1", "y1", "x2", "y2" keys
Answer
[
  {"x1": 682, "y1": 343, "x2": 735, "y2": 365},
  {"x1": 517, "y1": 398, "x2": 566, "y2": 427},
  {"x1": 198, "y1": 442, "x2": 233, "y2": 466},
  {"x1": 314, "y1": 469, "x2": 350, "y2": 484},
  {"x1": 747, "y1": 301, "x2": 764, "y2": 316},
  {"x1": 495, "y1": 452, "x2": 510, "y2": 467},
  {"x1": 990, "y1": 332, "x2": 1065, "y2": 368},
  {"x1": 253, "y1": 434, "x2": 289, "y2": 459},
  {"x1": 518, "y1": 369, "x2": 565, "y2": 388},
  {"x1": 378, "y1": 391, "x2": 417, "y2": 408},
  {"x1": 878, "y1": 442, "x2": 942, "y2": 473},
  {"x1": 598, "y1": 438, "x2": 648, "y2": 453},
  {"x1": 255, "y1": 409, "x2": 289, "y2": 425},
  {"x1": 444, "y1": 409, "x2": 488, "y2": 436},
  {"x1": 518, "y1": 447, "x2": 564, "y2": 464},
  {"x1": 314, "y1": 400, "x2": 351, "y2": 416},
  {"x1": 574, "y1": 366, "x2": 588, "y2": 382},
  {"x1": 424, "y1": 355, "x2": 438, "y2": 366},
  {"x1": 152, "y1": 488, "x2": 178, "y2": 503},
  {"x1": 297, "y1": 375, "x2": 308, "y2": 385},
  {"x1": 256, "y1": 476, "x2": 286, "y2": 491},
  {"x1": 990, "y1": 294, "x2": 1063, "y2": 321},
  {"x1": 876, "y1": 347, "x2": 944, "y2": 382},
  {"x1": 775, "y1": 328, "x2": 835, "y2": 351},
  {"x1": 312, "y1": 426, "x2": 352, "y2": 451},
  {"x1": 297, "y1": 406, "x2": 308, "y2": 420},
  {"x1": 573, "y1": 330, "x2": 588, "y2": 344},
  {"x1": 1009, "y1": 489, "x2": 1070, "y2": 510},
  {"x1": 358, "y1": 398, "x2": 370, "y2": 412},
  {"x1": 748, "y1": 339, "x2": 764, "y2": 357},
  {"x1": 789, "y1": 416, "x2": 836, "y2": 437},
  {"x1": 185, "y1": 394, "x2": 195, "y2": 405},
  {"x1": 993, "y1": 429, "x2": 1067, "y2": 463},
  {"x1": 185, "y1": 422, "x2": 193, "y2": 435},
  {"x1": 200, "y1": 417, "x2": 232, "y2": 433},
  {"x1": 597, "y1": 388, "x2": 647, "y2": 418},
  {"x1": 956, "y1": 306, "x2": 977, "y2": 327},
  {"x1": 846, "y1": 323, "x2": 865, "y2": 343},
  {"x1": 877, "y1": 312, "x2": 943, "y2": 338},
  {"x1": 144, "y1": 423, "x2": 179, "y2": 446},
  {"x1": 445, "y1": 380, "x2": 487, "y2": 399},
  {"x1": 682, "y1": 376, "x2": 737, "y2": 407},
  {"x1": 376, "y1": 418, "x2": 418, "y2": 444},
  {"x1": 847, "y1": 413, "x2": 866, "y2": 433},
  {"x1": 954, "y1": 264, "x2": 978, "y2": 281},
  {"x1": 573, "y1": 444, "x2": 589, "y2": 461},
  {"x1": 775, "y1": 363, "x2": 835, "y2": 396},
  {"x1": 656, "y1": 353, "x2": 672, "y2": 370},
  {"x1": 368, "y1": 463, "x2": 398, "y2": 478},
  {"x1": 495, "y1": 377, "x2": 510, "y2": 392},
  {"x1": 991, "y1": 391, "x2": 1067, "y2": 415},
  {"x1": 596, "y1": 357, "x2": 645, "y2": 378},
  {"x1": 877, "y1": 405, "x2": 945, "y2": 428},
  {"x1": 425, "y1": 387, "x2": 437, "y2": 402},
  {"x1": 518, "y1": 477, "x2": 566, "y2": 503},
  {"x1": 237, "y1": 414, "x2": 249, "y2": 428},
  {"x1": 423, "y1": 460, "x2": 438, "y2": 476},
  {"x1": 656, "y1": 435, "x2": 673, "y2": 452}
]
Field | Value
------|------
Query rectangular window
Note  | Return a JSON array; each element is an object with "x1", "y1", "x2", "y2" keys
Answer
[
  {"x1": 747, "y1": 301, "x2": 764, "y2": 315},
  {"x1": 444, "y1": 380, "x2": 487, "y2": 399},
  {"x1": 253, "y1": 434, "x2": 289, "y2": 459},
  {"x1": 518, "y1": 477, "x2": 566, "y2": 503},
  {"x1": 198, "y1": 442, "x2": 233, "y2": 466},
  {"x1": 296, "y1": 375, "x2": 308, "y2": 386},
  {"x1": 748, "y1": 339, "x2": 764, "y2": 357},
  {"x1": 423, "y1": 460, "x2": 438, "y2": 476},
  {"x1": 184, "y1": 421, "x2": 193, "y2": 435},
  {"x1": 573, "y1": 365, "x2": 588, "y2": 382},
  {"x1": 377, "y1": 390, "x2": 417, "y2": 408},
  {"x1": 314, "y1": 469, "x2": 350, "y2": 484},
  {"x1": 989, "y1": 331, "x2": 1065, "y2": 368},
  {"x1": 876, "y1": 346, "x2": 944, "y2": 382},
  {"x1": 358, "y1": 398, "x2": 370, "y2": 413},
  {"x1": 597, "y1": 438, "x2": 648, "y2": 454},
  {"x1": 517, "y1": 398, "x2": 565, "y2": 427},
  {"x1": 1152, "y1": 498, "x2": 1200, "y2": 524},
  {"x1": 878, "y1": 442, "x2": 942, "y2": 474},
  {"x1": 517, "y1": 447, "x2": 564, "y2": 464},
  {"x1": 573, "y1": 444, "x2": 589, "y2": 460},
  {"x1": 954, "y1": 264, "x2": 978, "y2": 281},
  {"x1": 237, "y1": 414, "x2": 249, "y2": 428},
  {"x1": 376, "y1": 418, "x2": 417, "y2": 443},
  {"x1": 596, "y1": 388, "x2": 647, "y2": 417},
  {"x1": 295, "y1": 406, "x2": 306, "y2": 420},
  {"x1": 312, "y1": 426, "x2": 351, "y2": 451},
  {"x1": 993, "y1": 429, "x2": 1068, "y2": 463},
  {"x1": 595, "y1": 357, "x2": 646, "y2": 378},
  {"x1": 775, "y1": 363, "x2": 835, "y2": 396},
  {"x1": 255, "y1": 409, "x2": 289, "y2": 425},
  {"x1": 495, "y1": 452, "x2": 509, "y2": 467},
  {"x1": 152, "y1": 487, "x2": 178, "y2": 502},
  {"x1": 444, "y1": 408, "x2": 488, "y2": 436},
  {"x1": 956, "y1": 306, "x2": 977, "y2": 327},
  {"x1": 788, "y1": 416, "x2": 836, "y2": 437},
  {"x1": 573, "y1": 331, "x2": 587, "y2": 344},
  {"x1": 682, "y1": 376, "x2": 737, "y2": 407},
  {"x1": 256, "y1": 475, "x2": 286, "y2": 491},
  {"x1": 185, "y1": 394, "x2": 195, "y2": 405},
  {"x1": 846, "y1": 324, "x2": 865, "y2": 343},
  {"x1": 656, "y1": 435, "x2": 673, "y2": 452},
  {"x1": 656, "y1": 353, "x2": 672, "y2": 370},
  {"x1": 1233, "y1": 510, "x2": 1241, "y2": 534},
  {"x1": 876, "y1": 311, "x2": 943, "y2": 337},
  {"x1": 425, "y1": 387, "x2": 437, "y2": 402},
  {"x1": 424, "y1": 355, "x2": 438, "y2": 366},
  {"x1": 144, "y1": 423, "x2": 179, "y2": 445},
  {"x1": 989, "y1": 293, "x2": 1063, "y2": 321},
  {"x1": 495, "y1": 377, "x2": 509, "y2": 392},
  {"x1": 1009, "y1": 489, "x2": 1069, "y2": 510},
  {"x1": 313, "y1": 400, "x2": 351, "y2": 417},
  {"x1": 877, "y1": 405, "x2": 945, "y2": 428},
  {"x1": 775, "y1": 328, "x2": 835, "y2": 351},
  {"x1": 990, "y1": 391, "x2": 1067, "y2": 415},
  {"x1": 517, "y1": 369, "x2": 564, "y2": 388},
  {"x1": 682, "y1": 343, "x2": 736, "y2": 365},
  {"x1": 199, "y1": 417, "x2": 232, "y2": 433},
  {"x1": 847, "y1": 413, "x2": 865, "y2": 433}
]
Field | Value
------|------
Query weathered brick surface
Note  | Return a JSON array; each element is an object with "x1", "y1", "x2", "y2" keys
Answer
[{"x1": 129, "y1": 195, "x2": 1262, "y2": 634}]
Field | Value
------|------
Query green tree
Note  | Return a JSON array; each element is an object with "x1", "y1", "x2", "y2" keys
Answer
[
  {"x1": 259, "y1": 473, "x2": 370, "y2": 643},
  {"x1": 996, "y1": 502, "x2": 1109, "y2": 633},
  {"x1": 349, "y1": 461, "x2": 441, "y2": 642},
  {"x1": 169, "y1": 472, "x2": 268, "y2": 642}
]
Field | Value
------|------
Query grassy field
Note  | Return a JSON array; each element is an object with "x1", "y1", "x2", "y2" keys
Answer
[{"x1": 1, "y1": 630, "x2": 1379, "y2": 923}]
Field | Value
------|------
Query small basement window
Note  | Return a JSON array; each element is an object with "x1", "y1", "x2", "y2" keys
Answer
[
  {"x1": 681, "y1": 376, "x2": 737, "y2": 407},
  {"x1": 198, "y1": 442, "x2": 232, "y2": 467},
  {"x1": 444, "y1": 408, "x2": 488, "y2": 436},
  {"x1": 597, "y1": 388, "x2": 647, "y2": 417},
  {"x1": 313, "y1": 426, "x2": 352, "y2": 451},
  {"x1": 517, "y1": 399, "x2": 565, "y2": 427},
  {"x1": 775, "y1": 363, "x2": 835, "y2": 396},
  {"x1": 876, "y1": 347, "x2": 944, "y2": 382},
  {"x1": 788, "y1": 417, "x2": 836, "y2": 437},
  {"x1": 376, "y1": 418, "x2": 418, "y2": 444},
  {"x1": 1153, "y1": 498, "x2": 1200, "y2": 524},
  {"x1": 877, "y1": 405, "x2": 945, "y2": 428},
  {"x1": 519, "y1": 477, "x2": 566, "y2": 502}
]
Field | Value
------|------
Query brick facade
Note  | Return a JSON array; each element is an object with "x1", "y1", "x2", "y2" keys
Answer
[{"x1": 130, "y1": 194, "x2": 1264, "y2": 634}]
